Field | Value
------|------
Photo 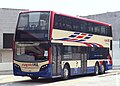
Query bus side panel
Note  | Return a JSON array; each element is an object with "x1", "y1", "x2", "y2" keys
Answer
[
  {"x1": 87, "y1": 60, "x2": 97, "y2": 73},
  {"x1": 61, "y1": 60, "x2": 81, "y2": 76}
]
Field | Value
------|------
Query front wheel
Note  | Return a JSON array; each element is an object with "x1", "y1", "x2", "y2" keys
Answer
[
  {"x1": 30, "y1": 76, "x2": 39, "y2": 81},
  {"x1": 63, "y1": 65, "x2": 70, "y2": 79}
]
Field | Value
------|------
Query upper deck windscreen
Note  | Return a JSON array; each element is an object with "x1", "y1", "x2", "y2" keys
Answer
[{"x1": 15, "y1": 11, "x2": 50, "y2": 41}]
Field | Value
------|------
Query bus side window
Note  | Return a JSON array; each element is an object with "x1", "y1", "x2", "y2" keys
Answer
[{"x1": 110, "y1": 40, "x2": 112, "y2": 50}]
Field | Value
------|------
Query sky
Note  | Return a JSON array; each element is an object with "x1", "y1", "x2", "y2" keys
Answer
[{"x1": 0, "y1": 0, "x2": 120, "y2": 16}]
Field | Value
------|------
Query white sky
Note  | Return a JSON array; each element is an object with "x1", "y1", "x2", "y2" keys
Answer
[{"x1": 0, "y1": 0, "x2": 120, "y2": 16}]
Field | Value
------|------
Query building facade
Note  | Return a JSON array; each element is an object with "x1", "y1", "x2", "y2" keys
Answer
[{"x1": 0, "y1": 8, "x2": 28, "y2": 63}]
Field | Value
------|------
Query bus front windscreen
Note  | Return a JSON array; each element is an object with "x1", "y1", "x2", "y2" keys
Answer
[
  {"x1": 15, "y1": 12, "x2": 50, "y2": 41},
  {"x1": 14, "y1": 42, "x2": 49, "y2": 62}
]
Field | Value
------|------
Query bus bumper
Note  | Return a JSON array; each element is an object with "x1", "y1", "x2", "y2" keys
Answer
[{"x1": 13, "y1": 64, "x2": 52, "y2": 78}]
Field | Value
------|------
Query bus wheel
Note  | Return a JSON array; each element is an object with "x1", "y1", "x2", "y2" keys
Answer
[
  {"x1": 30, "y1": 76, "x2": 39, "y2": 80},
  {"x1": 63, "y1": 65, "x2": 70, "y2": 79},
  {"x1": 94, "y1": 63, "x2": 100, "y2": 75},
  {"x1": 101, "y1": 63, "x2": 105, "y2": 74}
]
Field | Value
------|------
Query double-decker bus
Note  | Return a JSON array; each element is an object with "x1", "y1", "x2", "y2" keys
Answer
[{"x1": 13, "y1": 11, "x2": 112, "y2": 80}]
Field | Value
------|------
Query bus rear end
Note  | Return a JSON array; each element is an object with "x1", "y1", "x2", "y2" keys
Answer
[{"x1": 13, "y1": 11, "x2": 52, "y2": 79}]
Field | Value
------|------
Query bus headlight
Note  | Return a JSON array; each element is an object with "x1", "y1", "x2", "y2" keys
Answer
[
  {"x1": 40, "y1": 64, "x2": 48, "y2": 71},
  {"x1": 14, "y1": 63, "x2": 21, "y2": 71}
]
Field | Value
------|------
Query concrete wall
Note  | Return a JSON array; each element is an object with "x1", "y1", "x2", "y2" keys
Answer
[
  {"x1": 0, "y1": 8, "x2": 19, "y2": 49},
  {"x1": 0, "y1": 49, "x2": 13, "y2": 62},
  {"x1": 113, "y1": 41, "x2": 120, "y2": 66},
  {"x1": 0, "y1": 62, "x2": 12, "y2": 71},
  {"x1": 0, "y1": 8, "x2": 28, "y2": 64}
]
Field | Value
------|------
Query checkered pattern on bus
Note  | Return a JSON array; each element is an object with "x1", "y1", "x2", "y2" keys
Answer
[{"x1": 54, "y1": 32, "x2": 103, "y2": 47}]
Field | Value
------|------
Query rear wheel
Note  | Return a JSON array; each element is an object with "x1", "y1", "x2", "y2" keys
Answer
[
  {"x1": 94, "y1": 63, "x2": 100, "y2": 75},
  {"x1": 101, "y1": 63, "x2": 106, "y2": 74},
  {"x1": 63, "y1": 65, "x2": 70, "y2": 79}
]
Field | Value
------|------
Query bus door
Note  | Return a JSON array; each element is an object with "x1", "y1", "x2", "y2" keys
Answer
[
  {"x1": 51, "y1": 43, "x2": 62, "y2": 76},
  {"x1": 81, "y1": 53, "x2": 87, "y2": 74}
]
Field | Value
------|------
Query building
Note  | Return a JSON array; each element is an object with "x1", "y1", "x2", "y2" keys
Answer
[
  {"x1": 81, "y1": 11, "x2": 120, "y2": 66},
  {"x1": 0, "y1": 8, "x2": 28, "y2": 71}
]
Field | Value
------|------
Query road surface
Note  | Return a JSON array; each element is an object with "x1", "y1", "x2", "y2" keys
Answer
[{"x1": 0, "y1": 70, "x2": 120, "y2": 86}]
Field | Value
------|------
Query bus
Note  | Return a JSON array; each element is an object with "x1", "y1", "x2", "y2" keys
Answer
[{"x1": 13, "y1": 11, "x2": 112, "y2": 80}]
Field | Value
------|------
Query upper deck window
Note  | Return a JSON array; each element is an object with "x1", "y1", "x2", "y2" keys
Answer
[
  {"x1": 18, "y1": 12, "x2": 49, "y2": 30},
  {"x1": 16, "y1": 12, "x2": 50, "y2": 41},
  {"x1": 53, "y1": 14, "x2": 112, "y2": 37}
]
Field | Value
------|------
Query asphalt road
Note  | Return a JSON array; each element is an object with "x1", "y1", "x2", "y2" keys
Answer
[{"x1": 0, "y1": 70, "x2": 120, "y2": 86}]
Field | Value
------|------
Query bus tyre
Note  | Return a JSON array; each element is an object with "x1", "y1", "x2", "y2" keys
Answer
[
  {"x1": 63, "y1": 65, "x2": 70, "y2": 79},
  {"x1": 30, "y1": 76, "x2": 39, "y2": 81},
  {"x1": 101, "y1": 63, "x2": 105, "y2": 74},
  {"x1": 94, "y1": 63, "x2": 100, "y2": 75}
]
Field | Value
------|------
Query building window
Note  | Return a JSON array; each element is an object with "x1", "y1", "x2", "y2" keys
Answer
[{"x1": 3, "y1": 33, "x2": 14, "y2": 48}]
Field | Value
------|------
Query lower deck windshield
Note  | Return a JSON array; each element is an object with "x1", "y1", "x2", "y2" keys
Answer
[{"x1": 14, "y1": 42, "x2": 48, "y2": 62}]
